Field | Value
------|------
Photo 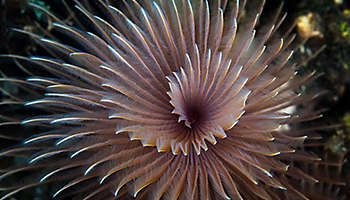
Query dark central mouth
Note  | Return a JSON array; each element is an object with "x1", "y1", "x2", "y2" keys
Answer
[{"x1": 184, "y1": 103, "x2": 208, "y2": 129}]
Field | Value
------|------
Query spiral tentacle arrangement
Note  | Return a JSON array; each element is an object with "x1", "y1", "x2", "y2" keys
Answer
[{"x1": 0, "y1": 0, "x2": 342, "y2": 199}]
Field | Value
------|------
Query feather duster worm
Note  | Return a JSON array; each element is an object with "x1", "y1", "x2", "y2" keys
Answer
[
  {"x1": 277, "y1": 152, "x2": 346, "y2": 200},
  {"x1": 0, "y1": 0, "x2": 340, "y2": 199}
]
